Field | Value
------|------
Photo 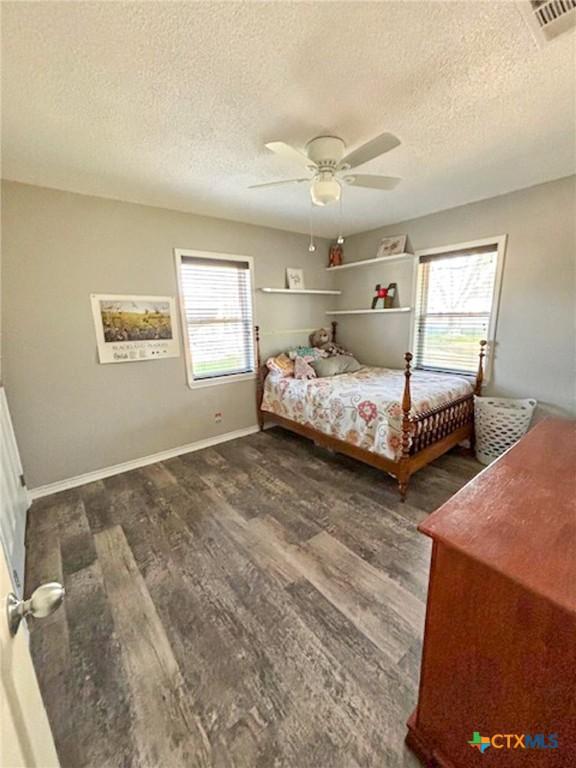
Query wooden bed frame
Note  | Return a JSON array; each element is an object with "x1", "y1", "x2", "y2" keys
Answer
[{"x1": 255, "y1": 322, "x2": 486, "y2": 500}]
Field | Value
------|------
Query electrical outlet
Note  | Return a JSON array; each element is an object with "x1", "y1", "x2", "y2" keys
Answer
[{"x1": 214, "y1": 411, "x2": 223, "y2": 423}]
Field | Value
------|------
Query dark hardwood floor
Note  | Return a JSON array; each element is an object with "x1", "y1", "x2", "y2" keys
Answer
[{"x1": 26, "y1": 427, "x2": 481, "y2": 768}]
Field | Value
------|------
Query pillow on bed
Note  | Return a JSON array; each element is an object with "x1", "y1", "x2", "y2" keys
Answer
[
  {"x1": 289, "y1": 345, "x2": 325, "y2": 360},
  {"x1": 266, "y1": 353, "x2": 294, "y2": 377},
  {"x1": 311, "y1": 354, "x2": 362, "y2": 377}
]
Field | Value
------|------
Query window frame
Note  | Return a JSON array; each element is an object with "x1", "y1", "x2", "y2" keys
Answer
[
  {"x1": 174, "y1": 248, "x2": 257, "y2": 390},
  {"x1": 410, "y1": 235, "x2": 507, "y2": 382}
]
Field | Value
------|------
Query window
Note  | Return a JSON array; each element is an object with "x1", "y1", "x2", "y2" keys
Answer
[
  {"x1": 413, "y1": 239, "x2": 505, "y2": 376},
  {"x1": 175, "y1": 250, "x2": 255, "y2": 387}
]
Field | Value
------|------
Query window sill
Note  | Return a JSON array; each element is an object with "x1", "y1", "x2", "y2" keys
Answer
[{"x1": 186, "y1": 372, "x2": 257, "y2": 390}]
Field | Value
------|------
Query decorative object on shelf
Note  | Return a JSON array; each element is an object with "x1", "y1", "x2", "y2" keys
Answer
[
  {"x1": 90, "y1": 294, "x2": 180, "y2": 364},
  {"x1": 371, "y1": 283, "x2": 397, "y2": 309},
  {"x1": 385, "y1": 282, "x2": 397, "y2": 308},
  {"x1": 286, "y1": 268, "x2": 305, "y2": 290},
  {"x1": 376, "y1": 234, "x2": 407, "y2": 258},
  {"x1": 328, "y1": 242, "x2": 343, "y2": 268},
  {"x1": 371, "y1": 284, "x2": 388, "y2": 309}
]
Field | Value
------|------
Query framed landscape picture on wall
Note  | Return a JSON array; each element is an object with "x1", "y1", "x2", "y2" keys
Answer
[{"x1": 90, "y1": 293, "x2": 180, "y2": 364}]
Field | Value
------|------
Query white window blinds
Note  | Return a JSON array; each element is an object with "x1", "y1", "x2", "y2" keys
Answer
[
  {"x1": 179, "y1": 255, "x2": 255, "y2": 382},
  {"x1": 414, "y1": 246, "x2": 498, "y2": 375}
]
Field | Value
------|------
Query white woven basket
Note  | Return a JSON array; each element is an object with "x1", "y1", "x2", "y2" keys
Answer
[{"x1": 474, "y1": 396, "x2": 537, "y2": 465}]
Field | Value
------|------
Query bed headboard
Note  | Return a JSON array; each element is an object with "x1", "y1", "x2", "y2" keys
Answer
[
  {"x1": 330, "y1": 320, "x2": 337, "y2": 344},
  {"x1": 254, "y1": 323, "x2": 339, "y2": 421}
]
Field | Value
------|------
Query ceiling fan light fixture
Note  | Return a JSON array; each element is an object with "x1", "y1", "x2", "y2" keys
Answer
[{"x1": 310, "y1": 175, "x2": 341, "y2": 207}]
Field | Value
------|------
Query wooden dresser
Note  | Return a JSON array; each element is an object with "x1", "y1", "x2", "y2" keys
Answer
[{"x1": 406, "y1": 418, "x2": 576, "y2": 767}]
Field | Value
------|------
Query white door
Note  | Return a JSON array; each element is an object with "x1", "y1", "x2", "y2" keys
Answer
[
  {"x1": 0, "y1": 387, "x2": 29, "y2": 596},
  {"x1": 0, "y1": 386, "x2": 60, "y2": 766},
  {"x1": 0, "y1": 542, "x2": 60, "y2": 767}
]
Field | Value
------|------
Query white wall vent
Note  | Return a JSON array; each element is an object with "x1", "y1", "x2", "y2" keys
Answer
[{"x1": 518, "y1": 0, "x2": 576, "y2": 45}]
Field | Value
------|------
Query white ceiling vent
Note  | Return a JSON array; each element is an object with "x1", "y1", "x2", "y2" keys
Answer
[{"x1": 518, "y1": 0, "x2": 576, "y2": 45}]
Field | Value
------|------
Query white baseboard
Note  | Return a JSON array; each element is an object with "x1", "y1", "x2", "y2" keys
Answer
[{"x1": 29, "y1": 425, "x2": 261, "y2": 500}]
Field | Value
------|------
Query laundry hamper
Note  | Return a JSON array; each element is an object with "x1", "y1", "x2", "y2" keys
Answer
[{"x1": 474, "y1": 396, "x2": 537, "y2": 465}]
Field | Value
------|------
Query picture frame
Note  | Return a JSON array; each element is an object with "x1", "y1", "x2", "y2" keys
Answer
[
  {"x1": 90, "y1": 293, "x2": 180, "y2": 364},
  {"x1": 286, "y1": 268, "x2": 305, "y2": 290},
  {"x1": 376, "y1": 235, "x2": 407, "y2": 259}
]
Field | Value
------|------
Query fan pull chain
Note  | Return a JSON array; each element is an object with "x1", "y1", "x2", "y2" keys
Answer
[
  {"x1": 308, "y1": 200, "x2": 316, "y2": 252},
  {"x1": 337, "y1": 189, "x2": 345, "y2": 244}
]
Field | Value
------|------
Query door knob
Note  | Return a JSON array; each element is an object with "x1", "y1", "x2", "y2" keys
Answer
[{"x1": 6, "y1": 582, "x2": 65, "y2": 636}]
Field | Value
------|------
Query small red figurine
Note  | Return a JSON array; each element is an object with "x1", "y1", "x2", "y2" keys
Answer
[{"x1": 329, "y1": 243, "x2": 343, "y2": 268}]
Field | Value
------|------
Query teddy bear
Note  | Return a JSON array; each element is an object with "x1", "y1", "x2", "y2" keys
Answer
[{"x1": 309, "y1": 328, "x2": 350, "y2": 357}]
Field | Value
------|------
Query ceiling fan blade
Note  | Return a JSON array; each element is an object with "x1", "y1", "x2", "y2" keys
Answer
[
  {"x1": 248, "y1": 178, "x2": 309, "y2": 189},
  {"x1": 344, "y1": 174, "x2": 401, "y2": 190},
  {"x1": 340, "y1": 132, "x2": 401, "y2": 170},
  {"x1": 265, "y1": 141, "x2": 312, "y2": 167}
]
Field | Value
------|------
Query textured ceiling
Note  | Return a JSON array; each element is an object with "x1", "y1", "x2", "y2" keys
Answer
[{"x1": 2, "y1": 1, "x2": 575, "y2": 236}]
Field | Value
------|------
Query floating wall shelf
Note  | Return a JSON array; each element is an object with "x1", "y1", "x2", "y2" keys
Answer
[
  {"x1": 326, "y1": 253, "x2": 415, "y2": 271},
  {"x1": 259, "y1": 288, "x2": 342, "y2": 295},
  {"x1": 325, "y1": 307, "x2": 412, "y2": 316}
]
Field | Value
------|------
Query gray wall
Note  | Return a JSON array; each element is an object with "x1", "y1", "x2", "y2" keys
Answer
[
  {"x1": 2, "y1": 181, "x2": 333, "y2": 487},
  {"x1": 3, "y1": 177, "x2": 575, "y2": 488},
  {"x1": 334, "y1": 176, "x2": 576, "y2": 419}
]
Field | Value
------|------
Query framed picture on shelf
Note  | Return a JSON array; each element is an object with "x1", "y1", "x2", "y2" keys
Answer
[
  {"x1": 286, "y1": 268, "x2": 305, "y2": 290},
  {"x1": 376, "y1": 235, "x2": 407, "y2": 259}
]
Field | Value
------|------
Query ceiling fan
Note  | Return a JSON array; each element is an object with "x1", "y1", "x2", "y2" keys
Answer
[{"x1": 249, "y1": 132, "x2": 401, "y2": 206}]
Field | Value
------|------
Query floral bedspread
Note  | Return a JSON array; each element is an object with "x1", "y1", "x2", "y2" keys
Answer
[{"x1": 261, "y1": 366, "x2": 473, "y2": 461}]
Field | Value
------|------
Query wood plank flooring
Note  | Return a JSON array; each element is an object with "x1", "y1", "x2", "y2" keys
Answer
[{"x1": 26, "y1": 427, "x2": 481, "y2": 768}]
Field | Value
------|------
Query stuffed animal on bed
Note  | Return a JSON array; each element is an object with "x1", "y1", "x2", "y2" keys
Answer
[
  {"x1": 288, "y1": 345, "x2": 326, "y2": 379},
  {"x1": 309, "y1": 328, "x2": 350, "y2": 357}
]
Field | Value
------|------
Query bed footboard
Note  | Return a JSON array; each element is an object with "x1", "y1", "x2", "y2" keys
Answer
[
  {"x1": 409, "y1": 395, "x2": 475, "y2": 455},
  {"x1": 395, "y1": 344, "x2": 484, "y2": 498},
  {"x1": 400, "y1": 343, "x2": 485, "y2": 456}
]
